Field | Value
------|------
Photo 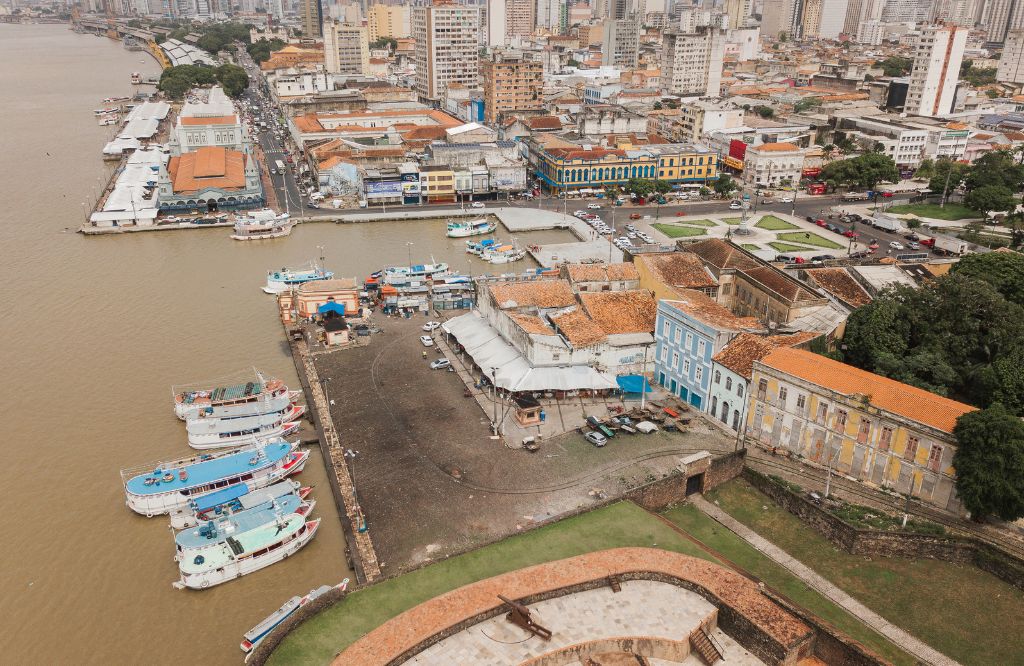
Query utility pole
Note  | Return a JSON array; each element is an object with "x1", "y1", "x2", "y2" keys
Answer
[
  {"x1": 491, "y1": 366, "x2": 499, "y2": 435},
  {"x1": 406, "y1": 241, "x2": 413, "y2": 267},
  {"x1": 823, "y1": 442, "x2": 841, "y2": 498}
]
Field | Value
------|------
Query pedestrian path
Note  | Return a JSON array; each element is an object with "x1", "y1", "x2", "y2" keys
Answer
[{"x1": 689, "y1": 495, "x2": 961, "y2": 666}]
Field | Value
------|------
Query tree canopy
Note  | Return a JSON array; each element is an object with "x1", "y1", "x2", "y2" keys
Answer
[
  {"x1": 193, "y1": 22, "x2": 253, "y2": 55},
  {"x1": 950, "y1": 252, "x2": 1024, "y2": 307},
  {"x1": 842, "y1": 273, "x2": 1024, "y2": 413},
  {"x1": 965, "y1": 184, "x2": 1016, "y2": 214},
  {"x1": 819, "y1": 153, "x2": 898, "y2": 189},
  {"x1": 158, "y1": 63, "x2": 249, "y2": 99},
  {"x1": 714, "y1": 174, "x2": 736, "y2": 196},
  {"x1": 247, "y1": 37, "x2": 285, "y2": 63},
  {"x1": 624, "y1": 178, "x2": 672, "y2": 197},
  {"x1": 370, "y1": 37, "x2": 398, "y2": 50},
  {"x1": 952, "y1": 404, "x2": 1024, "y2": 521},
  {"x1": 874, "y1": 56, "x2": 913, "y2": 77}
]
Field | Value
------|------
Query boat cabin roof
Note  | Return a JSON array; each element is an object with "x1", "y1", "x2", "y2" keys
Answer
[
  {"x1": 179, "y1": 513, "x2": 306, "y2": 573},
  {"x1": 126, "y1": 442, "x2": 291, "y2": 496},
  {"x1": 175, "y1": 494, "x2": 303, "y2": 550}
]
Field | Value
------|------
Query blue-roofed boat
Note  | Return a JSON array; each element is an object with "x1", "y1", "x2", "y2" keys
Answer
[
  {"x1": 174, "y1": 371, "x2": 291, "y2": 421},
  {"x1": 121, "y1": 441, "x2": 309, "y2": 517},
  {"x1": 382, "y1": 262, "x2": 449, "y2": 285},
  {"x1": 186, "y1": 403, "x2": 305, "y2": 449},
  {"x1": 169, "y1": 479, "x2": 311, "y2": 529},
  {"x1": 240, "y1": 579, "x2": 350, "y2": 656},
  {"x1": 174, "y1": 495, "x2": 316, "y2": 556},
  {"x1": 446, "y1": 217, "x2": 496, "y2": 238},
  {"x1": 466, "y1": 238, "x2": 499, "y2": 256},
  {"x1": 174, "y1": 513, "x2": 321, "y2": 589},
  {"x1": 263, "y1": 262, "x2": 334, "y2": 294}
]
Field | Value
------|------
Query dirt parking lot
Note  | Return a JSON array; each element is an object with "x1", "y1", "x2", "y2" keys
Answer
[{"x1": 315, "y1": 313, "x2": 732, "y2": 571}]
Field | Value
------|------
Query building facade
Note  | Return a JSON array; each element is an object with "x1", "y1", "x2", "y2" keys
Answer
[
  {"x1": 367, "y1": 4, "x2": 411, "y2": 41},
  {"x1": 412, "y1": 1, "x2": 481, "y2": 102},
  {"x1": 481, "y1": 50, "x2": 545, "y2": 124},
  {"x1": 602, "y1": 17, "x2": 640, "y2": 68},
  {"x1": 742, "y1": 142, "x2": 805, "y2": 188},
  {"x1": 323, "y1": 21, "x2": 370, "y2": 75},
  {"x1": 905, "y1": 24, "x2": 967, "y2": 118},
  {"x1": 746, "y1": 347, "x2": 974, "y2": 512},
  {"x1": 661, "y1": 23, "x2": 726, "y2": 98},
  {"x1": 301, "y1": 0, "x2": 323, "y2": 38},
  {"x1": 998, "y1": 30, "x2": 1024, "y2": 85},
  {"x1": 532, "y1": 143, "x2": 719, "y2": 192}
]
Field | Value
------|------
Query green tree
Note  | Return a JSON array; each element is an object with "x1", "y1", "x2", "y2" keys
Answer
[
  {"x1": 653, "y1": 180, "x2": 672, "y2": 194},
  {"x1": 965, "y1": 184, "x2": 1016, "y2": 214},
  {"x1": 793, "y1": 97, "x2": 822, "y2": 113},
  {"x1": 927, "y1": 157, "x2": 968, "y2": 194},
  {"x1": 820, "y1": 153, "x2": 898, "y2": 189},
  {"x1": 713, "y1": 174, "x2": 735, "y2": 196},
  {"x1": 370, "y1": 37, "x2": 398, "y2": 50},
  {"x1": 951, "y1": 252, "x2": 1024, "y2": 307},
  {"x1": 754, "y1": 105, "x2": 774, "y2": 118},
  {"x1": 914, "y1": 158, "x2": 935, "y2": 181},
  {"x1": 216, "y1": 64, "x2": 250, "y2": 98},
  {"x1": 965, "y1": 150, "x2": 1024, "y2": 193},
  {"x1": 952, "y1": 404, "x2": 1024, "y2": 521},
  {"x1": 778, "y1": 32, "x2": 788, "y2": 42},
  {"x1": 653, "y1": 101, "x2": 663, "y2": 110},
  {"x1": 625, "y1": 178, "x2": 655, "y2": 197},
  {"x1": 159, "y1": 75, "x2": 192, "y2": 100},
  {"x1": 874, "y1": 56, "x2": 913, "y2": 77},
  {"x1": 567, "y1": 59, "x2": 581, "y2": 68}
]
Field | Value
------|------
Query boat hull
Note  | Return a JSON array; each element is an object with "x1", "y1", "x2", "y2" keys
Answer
[
  {"x1": 184, "y1": 392, "x2": 297, "y2": 422},
  {"x1": 188, "y1": 419, "x2": 302, "y2": 450},
  {"x1": 174, "y1": 519, "x2": 320, "y2": 590},
  {"x1": 231, "y1": 225, "x2": 294, "y2": 241},
  {"x1": 168, "y1": 481, "x2": 309, "y2": 529}
]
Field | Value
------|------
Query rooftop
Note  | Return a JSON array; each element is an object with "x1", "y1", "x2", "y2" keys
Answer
[
  {"x1": 167, "y1": 146, "x2": 246, "y2": 194},
  {"x1": 489, "y1": 280, "x2": 577, "y2": 310},
  {"x1": 663, "y1": 289, "x2": 763, "y2": 332},
  {"x1": 758, "y1": 348, "x2": 976, "y2": 433},
  {"x1": 579, "y1": 290, "x2": 657, "y2": 335},
  {"x1": 636, "y1": 253, "x2": 717, "y2": 290},
  {"x1": 684, "y1": 239, "x2": 760, "y2": 272},
  {"x1": 549, "y1": 307, "x2": 608, "y2": 348},
  {"x1": 712, "y1": 332, "x2": 817, "y2": 380},
  {"x1": 507, "y1": 312, "x2": 556, "y2": 336},
  {"x1": 803, "y1": 268, "x2": 872, "y2": 307},
  {"x1": 297, "y1": 278, "x2": 358, "y2": 293},
  {"x1": 563, "y1": 262, "x2": 639, "y2": 283}
]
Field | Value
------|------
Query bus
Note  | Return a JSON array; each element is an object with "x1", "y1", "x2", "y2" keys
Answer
[
  {"x1": 275, "y1": 160, "x2": 285, "y2": 173},
  {"x1": 806, "y1": 182, "x2": 827, "y2": 195}
]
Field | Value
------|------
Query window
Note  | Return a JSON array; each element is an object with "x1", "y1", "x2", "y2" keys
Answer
[
  {"x1": 695, "y1": 366, "x2": 703, "y2": 382},
  {"x1": 673, "y1": 327, "x2": 681, "y2": 344},
  {"x1": 737, "y1": 384, "x2": 744, "y2": 397},
  {"x1": 662, "y1": 320, "x2": 670, "y2": 337},
  {"x1": 879, "y1": 426, "x2": 893, "y2": 451},
  {"x1": 697, "y1": 339, "x2": 706, "y2": 356},
  {"x1": 683, "y1": 359, "x2": 691, "y2": 375},
  {"x1": 725, "y1": 377, "x2": 732, "y2": 390},
  {"x1": 816, "y1": 403, "x2": 828, "y2": 423},
  {"x1": 714, "y1": 370, "x2": 721, "y2": 384},
  {"x1": 796, "y1": 394, "x2": 806, "y2": 409},
  {"x1": 757, "y1": 379, "x2": 767, "y2": 400},
  {"x1": 671, "y1": 351, "x2": 679, "y2": 369},
  {"x1": 857, "y1": 418, "x2": 871, "y2": 444},
  {"x1": 905, "y1": 436, "x2": 919, "y2": 461},
  {"x1": 685, "y1": 332, "x2": 693, "y2": 348},
  {"x1": 836, "y1": 410, "x2": 848, "y2": 428},
  {"x1": 927, "y1": 444, "x2": 943, "y2": 472},
  {"x1": 778, "y1": 386, "x2": 788, "y2": 402},
  {"x1": 711, "y1": 396, "x2": 718, "y2": 414}
]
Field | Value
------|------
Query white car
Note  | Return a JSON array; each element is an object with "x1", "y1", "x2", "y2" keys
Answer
[
  {"x1": 729, "y1": 201, "x2": 742, "y2": 210},
  {"x1": 419, "y1": 335, "x2": 434, "y2": 347},
  {"x1": 587, "y1": 203, "x2": 602, "y2": 209},
  {"x1": 470, "y1": 202, "x2": 485, "y2": 209},
  {"x1": 889, "y1": 241, "x2": 904, "y2": 250},
  {"x1": 638, "y1": 233, "x2": 653, "y2": 243},
  {"x1": 422, "y1": 321, "x2": 441, "y2": 331},
  {"x1": 780, "y1": 196, "x2": 794, "y2": 203},
  {"x1": 574, "y1": 210, "x2": 587, "y2": 218}
]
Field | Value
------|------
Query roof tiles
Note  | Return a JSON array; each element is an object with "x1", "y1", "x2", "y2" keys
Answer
[
  {"x1": 579, "y1": 290, "x2": 657, "y2": 334},
  {"x1": 489, "y1": 280, "x2": 577, "y2": 309},
  {"x1": 713, "y1": 332, "x2": 817, "y2": 379}
]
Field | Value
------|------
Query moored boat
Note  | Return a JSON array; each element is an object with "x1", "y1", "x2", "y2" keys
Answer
[
  {"x1": 482, "y1": 242, "x2": 527, "y2": 264},
  {"x1": 466, "y1": 238, "x2": 499, "y2": 255},
  {"x1": 446, "y1": 217, "x2": 496, "y2": 238},
  {"x1": 240, "y1": 579, "x2": 350, "y2": 656},
  {"x1": 173, "y1": 514, "x2": 321, "y2": 590},
  {"x1": 231, "y1": 210, "x2": 294, "y2": 241},
  {"x1": 263, "y1": 263, "x2": 334, "y2": 294},
  {"x1": 121, "y1": 441, "x2": 309, "y2": 517},
  {"x1": 186, "y1": 406, "x2": 305, "y2": 450},
  {"x1": 174, "y1": 496, "x2": 316, "y2": 557},
  {"x1": 382, "y1": 262, "x2": 450, "y2": 285},
  {"x1": 169, "y1": 480, "x2": 313, "y2": 530},
  {"x1": 174, "y1": 371, "x2": 288, "y2": 420},
  {"x1": 184, "y1": 390, "x2": 300, "y2": 422}
]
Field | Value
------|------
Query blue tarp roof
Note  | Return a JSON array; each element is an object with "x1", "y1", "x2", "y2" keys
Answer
[
  {"x1": 617, "y1": 375, "x2": 652, "y2": 393},
  {"x1": 318, "y1": 302, "x2": 346, "y2": 315},
  {"x1": 189, "y1": 483, "x2": 249, "y2": 512}
]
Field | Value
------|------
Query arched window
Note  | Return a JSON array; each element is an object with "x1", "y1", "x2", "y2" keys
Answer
[
  {"x1": 721, "y1": 401, "x2": 729, "y2": 423},
  {"x1": 738, "y1": 384, "x2": 745, "y2": 397},
  {"x1": 710, "y1": 396, "x2": 718, "y2": 415},
  {"x1": 558, "y1": 169, "x2": 564, "y2": 182},
  {"x1": 582, "y1": 168, "x2": 589, "y2": 181},
  {"x1": 714, "y1": 370, "x2": 721, "y2": 384},
  {"x1": 732, "y1": 410, "x2": 740, "y2": 430},
  {"x1": 631, "y1": 166, "x2": 637, "y2": 178}
]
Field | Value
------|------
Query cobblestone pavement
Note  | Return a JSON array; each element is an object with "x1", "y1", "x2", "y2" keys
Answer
[{"x1": 691, "y1": 495, "x2": 961, "y2": 666}]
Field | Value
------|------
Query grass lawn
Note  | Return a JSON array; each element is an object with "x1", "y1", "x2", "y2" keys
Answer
[
  {"x1": 674, "y1": 218, "x2": 718, "y2": 227},
  {"x1": 769, "y1": 241, "x2": 813, "y2": 252},
  {"x1": 706, "y1": 479, "x2": 1024, "y2": 666},
  {"x1": 755, "y1": 215, "x2": 800, "y2": 231},
  {"x1": 741, "y1": 244, "x2": 761, "y2": 251},
  {"x1": 723, "y1": 217, "x2": 743, "y2": 225},
  {"x1": 888, "y1": 203, "x2": 979, "y2": 221},
  {"x1": 652, "y1": 223, "x2": 709, "y2": 238},
  {"x1": 776, "y1": 231, "x2": 844, "y2": 249},
  {"x1": 270, "y1": 501, "x2": 913, "y2": 665}
]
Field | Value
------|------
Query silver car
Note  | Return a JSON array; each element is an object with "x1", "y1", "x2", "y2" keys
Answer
[{"x1": 584, "y1": 431, "x2": 607, "y2": 447}]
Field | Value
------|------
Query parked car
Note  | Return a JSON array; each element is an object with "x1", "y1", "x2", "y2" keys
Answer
[
  {"x1": 811, "y1": 254, "x2": 836, "y2": 262},
  {"x1": 729, "y1": 201, "x2": 743, "y2": 210},
  {"x1": 889, "y1": 241, "x2": 904, "y2": 250},
  {"x1": 429, "y1": 358, "x2": 451, "y2": 370},
  {"x1": 584, "y1": 431, "x2": 607, "y2": 447},
  {"x1": 588, "y1": 203, "x2": 602, "y2": 209},
  {"x1": 422, "y1": 321, "x2": 441, "y2": 331},
  {"x1": 419, "y1": 335, "x2": 434, "y2": 347},
  {"x1": 629, "y1": 213, "x2": 641, "y2": 220},
  {"x1": 780, "y1": 196, "x2": 794, "y2": 203},
  {"x1": 806, "y1": 215, "x2": 816, "y2": 222},
  {"x1": 815, "y1": 219, "x2": 827, "y2": 227},
  {"x1": 843, "y1": 230, "x2": 859, "y2": 238},
  {"x1": 908, "y1": 241, "x2": 921, "y2": 250},
  {"x1": 470, "y1": 202, "x2": 485, "y2": 209},
  {"x1": 849, "y1": 250, "x2": 871, "y2": 259}
]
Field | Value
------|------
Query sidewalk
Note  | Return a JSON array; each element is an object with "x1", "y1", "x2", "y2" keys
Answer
[{"x1": 690, "y1": 495, "x2": 961, "y2": 666}]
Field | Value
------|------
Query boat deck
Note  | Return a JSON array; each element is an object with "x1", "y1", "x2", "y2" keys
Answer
[
  {"x1": 125, "y1": 442, "x2": 292, "y2": 496},
  {"x1": 175, "y1": 494, "x2": 304, "y2": 550},
  {"x1": 179, "y1": 513, "x2": 306, "y2": 573}
]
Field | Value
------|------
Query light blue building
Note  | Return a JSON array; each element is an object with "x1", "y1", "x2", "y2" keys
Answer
[{"x1": 653, "y1": 291, "x2": 762, "y2": 411}]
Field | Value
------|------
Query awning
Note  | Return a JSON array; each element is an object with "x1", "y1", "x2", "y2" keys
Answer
[
  {"x1": 317, "y1": 302, "x2": 346, "y2": 315},
  {"x1": 617, "y1": 375, "x2": 652, "y2": 393},
  {"x1": 443, "y1": 312, "x2": 617, "y2": 392}
]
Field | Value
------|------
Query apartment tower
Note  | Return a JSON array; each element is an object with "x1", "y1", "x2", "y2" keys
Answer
[
  {"x1": 412, "y1": 0, "x2": 482, "y2": 102},
  {"x1": 481, "y1": 49, "x2": 544, "y2": 123},
  {"x1": 905, "y1": 24, "x2": 967, "y2": 117},
  {"x1": 661, "y1": 18, "x2": 727, "y2": 98},
  {"x1": 323, "y1": 20, "x2": 370, "y2": 75}
]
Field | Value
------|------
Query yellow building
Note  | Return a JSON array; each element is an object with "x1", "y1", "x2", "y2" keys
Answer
[
  {"x1": 367, "y1": 4, "x2": 411, "y2": 41},
  {"x1": 747, "y1": 347, "x2": 975, "y2": 513},
  {"x1": 532, "y1": 142, "x2": 718, "y2": 192},
  {"x1": 419, "y1": 165, "x2": 455, "y2": 203}
]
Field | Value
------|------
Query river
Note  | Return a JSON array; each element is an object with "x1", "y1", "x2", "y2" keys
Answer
[{"x1": 0, "y1": 24, "x2": 570, "y2": 664}]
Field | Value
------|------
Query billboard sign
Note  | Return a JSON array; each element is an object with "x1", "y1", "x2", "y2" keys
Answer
[{"x1": 365, "y1": 180, "x2": 403, "y2": 198}]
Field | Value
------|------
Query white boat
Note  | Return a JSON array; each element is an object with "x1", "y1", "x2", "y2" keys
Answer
[
  {"x1": 131, "y1": 72, "x2": 142, "y2": 84},
  {"x1": 263, "y1": 263, "x2": 334, "y2": 294},
  {"x1": 174, "y1": 372, "x2": 290, "y2": 421},
  {"x1": 240, "y1": 579, "x2": 350, "y2": 656},
  {"x1": 446, "y1": 218, "x2": 496, "y2": 238},
  {"x1": 169, "y1": 480, "x2": 312, "y2": 530},
  {"x1": 184, "y1": 390, "x2": 300, "y2": 422},
  {"x1": 382, "y1": 262, "x2": 450, "y2": 285},
  {"x1": 231, "y1": 210, "x2": 294, "y2": 241},
  {"x1": 466, "y1": 238, "x2": 500, "y2": 256},
  {"x1": 93, "y1": 107, "x2": 118, "y2": 116},
  {"x1": 121, "y1": 441, "x2": 310, "y2": 517},
  {"x1": 482, "y1": 242, "x2": 527, "y2": 264},
  {"x1": 186, "y1": 405, "x2": 305, "y2": 450},
  {"x1": 173, "y1": 514, "x2": 321, "y2": 590},
  {"x1": 98, "y1": 116, "x2": 118, "y2": 126},
  {"x1": 174, "y1": 497, "x2": 317, "y2": 559}
]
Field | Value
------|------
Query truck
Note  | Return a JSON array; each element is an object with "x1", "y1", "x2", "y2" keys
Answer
[
  {"x1": 870, "y1": 214, "x2": 903, "y2": 232},
  {"x1": 806, "y1": 182, "x2": 828, "y2": 195},
  {"x1": 275, "y1": 159, "x2": 285, "y2": 173},
  {"x1": 841, "y1": 192, "x2": 868, "y2": 202},
  {"x1": 932, "y1": 235, "x2": 969, "y2": 256}
]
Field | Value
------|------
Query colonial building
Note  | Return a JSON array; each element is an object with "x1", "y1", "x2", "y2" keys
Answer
[
  {"x1": 747, "y1": 347, "x2": 975, "y2": 512},
  {"x1": 532, "y1": 142, "x2": 719, "y2": 192},
  {"x1": 158, "y1": 145, "x2": 263, "y2": 213},
  {"x1": 634, "y1": 252, "x2": 719, "y2": 301}
]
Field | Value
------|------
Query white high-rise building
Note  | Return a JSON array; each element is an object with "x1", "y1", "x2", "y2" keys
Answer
[
  {"x1": 905, "y1": 24, "x2": 967, "y2": 117},
  {"x1": 818, "y1": 0, "x2": 849, "y2": 38},
  {"x1": 662, "y1": 18, "x2": 727, "y2": 98},
  {"x1": 603, "y1": 16, "x2": 640, "y2": 67},
  {"x1": 412, "y1": 1, "x2": 481, "y2": 102},
  {"x1": 323, "y1": 20, "x2": 370, "y2": 75},
  {"x1": 486, "y1": 0, "x2": 507, "y2": 45},
  {"x1": 982, "y1": 0, "x2": 1024, "y2": 43},
  {"x1": 998, "y1": 30, "x2": 1024, "y2": 84},
  {"x1": 536, "y1": 0, "x2": 564, "y2": 31}
]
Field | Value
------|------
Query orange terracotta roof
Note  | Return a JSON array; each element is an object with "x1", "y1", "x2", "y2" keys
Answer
[
  {"x1": 563, "y1": 262, "x2": 639, "y2": 283},
  {"x1": 753, "y1": 142, "x2": 802, "y2": 152},
  {"x1": 663, "y1": 289, "x2": 763, "y2": 332},
  {"x1": 489, "y1": 280, "x2": 576, "y2": 309},
  {"x1": 758, "y1": 348, "x2": 976, "y2": 433},
  {"x1": 636, "y1": 253, "x2": 717, "y2": 290},
  {"x1": 803, "y1": 268, "x2": 872, "y2": 307},
  {"x1": 579, "y1": 290, "x2": 657, "y2": 335},
  {"x1": 180, "y1": 115, "x2": 237, "y2": 126},
  {"x1": 507, "y1": 312, "x2": 555, "y2": 336},
  {"x1": 549, "y1": 307, "x2": 607, "y2": 347},
  {"x1": 527, "y1": 116, "x2": 563, "y2": 130},
  {"x1": 167, "y1": 146, "x2": 247, "y2": 194},
  {"x1": 713, "y1": 332, "x2": 817, "y2": 380},
  {"x1": 685, "y1": 239, "x2": 760, "y2": 272}
]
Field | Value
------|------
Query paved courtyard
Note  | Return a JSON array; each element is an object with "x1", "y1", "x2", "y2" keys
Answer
[
  {"x1": 407, "y1": 580, "x2": 763, "y2": 665},
  {"x1": 315, "y1": 313, "x2": 732, "y2": 571}
]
